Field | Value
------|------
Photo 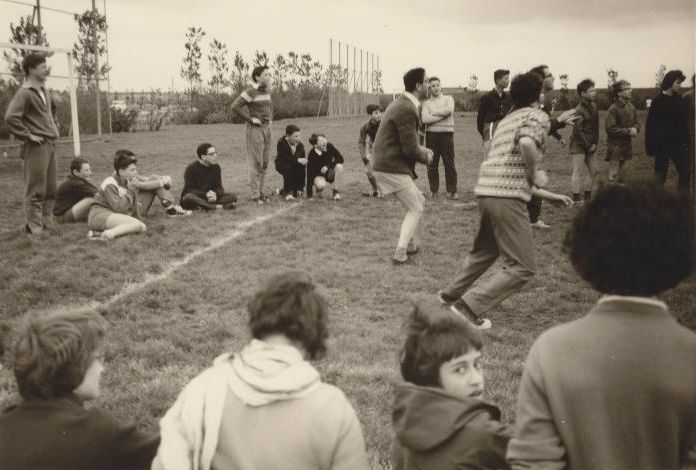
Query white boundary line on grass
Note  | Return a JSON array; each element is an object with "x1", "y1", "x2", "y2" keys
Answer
[{"x1": 89, "y1": 204, "x2": 300, "y2": 310}]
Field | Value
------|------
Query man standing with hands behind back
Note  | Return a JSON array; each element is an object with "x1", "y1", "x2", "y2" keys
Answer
[
  {"x1": 5, "y1": 53, "x2": 60, "y2": 235},
  {"x1": 372, "y1": 67, "x2": 434, "y2": 265}
]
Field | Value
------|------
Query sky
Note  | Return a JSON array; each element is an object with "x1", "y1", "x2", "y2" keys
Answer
[{"x1": 1, "y1": 0, "x2": 694, "y2": 93}]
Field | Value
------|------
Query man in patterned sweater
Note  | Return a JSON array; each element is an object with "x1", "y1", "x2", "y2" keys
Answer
[
  {"x1": 232, "y1": 65, "x2": 273, "y2": 204},
  {"x1": 439, "y1": 73, "x2": 571, "y2": 330}
]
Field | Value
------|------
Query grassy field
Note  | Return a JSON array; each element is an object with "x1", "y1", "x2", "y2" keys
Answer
[{"x1": 0, "y1": 112, "x2": 694, "y2": 468}]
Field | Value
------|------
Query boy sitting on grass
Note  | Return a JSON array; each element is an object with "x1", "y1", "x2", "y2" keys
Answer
[
  {"x1": 153, "y1": 271, "x2": 369, "y2": 470},
  {"x1": 87, "y1": 150, "x2": 188, "y2": 241},
  {"x1": 507, "y1": 183, "x2": 696, "y2": 470},
  {"x1": 391, "y1": 299, "x2": 511, "y2": 470},
  {"x1": 0, "y1": 307, "x2": 159, "y2": 470}
]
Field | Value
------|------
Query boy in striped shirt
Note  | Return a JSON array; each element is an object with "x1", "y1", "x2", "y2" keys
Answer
[
  {"x1": 439, "y1": 73, "x2": 572, "y2": 329},
  {"x1": 232, "y1": 66, "x2": 273, "y2": 204}
]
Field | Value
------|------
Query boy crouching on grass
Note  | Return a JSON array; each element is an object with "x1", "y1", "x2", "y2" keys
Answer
[
  {"x1": 391, "y1": 299, "x2": 512, "y2": 470},
  {"x1": 507, "y1": 183, "x2": 696, "y2": 470},
  {"x1": 152, "y1": 271, "x2": 369, "y2": 470},
  {"x1": 0, "y1": 307, "x2": 159, "y2": 470}
]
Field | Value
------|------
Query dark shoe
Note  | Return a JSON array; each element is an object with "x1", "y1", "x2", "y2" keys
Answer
[
  {"x1": 438, "y1": 291, "x2": 459, "y2": 305},
  {"x1": 406, "y1": 240, "x2": 418, "y2": 255},
  {"x1": 392, "y1": 247, "x2": 408, "y2": 264},
  {"x1": 450, "y1": 299, "x2": 492, "y2": 330}
]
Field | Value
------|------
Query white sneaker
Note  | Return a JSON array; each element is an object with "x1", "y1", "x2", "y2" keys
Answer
[
  {"x1": 285, "y1": 194, "x2": 295, "y2": 201},
  {"x1": 333, "y1": 192, "x2": 342, "y2": 201},
  {"x1": 531, "y1": 220, "x2": 551, "y2": 230}
]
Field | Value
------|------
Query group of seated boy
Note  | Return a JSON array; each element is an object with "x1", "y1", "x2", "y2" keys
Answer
[
  {"x1": 274, "y1": 124, "x2": 346, "y2": 201},
  {"x1": 53, "y1": 144, "x2": 239, "y2": 241},
  {"x1": 1, "y1": 182, "x2": 694, "y2": 470}
]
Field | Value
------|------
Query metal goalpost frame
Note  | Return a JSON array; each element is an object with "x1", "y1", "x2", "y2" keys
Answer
[{"x1": 0, "y1": 42, "x2": 81, "y2": 156}]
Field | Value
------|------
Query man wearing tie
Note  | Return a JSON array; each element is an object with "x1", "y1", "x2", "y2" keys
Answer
[{"x1": 372, "y1": 67, "x2": 434, "y2": 264}]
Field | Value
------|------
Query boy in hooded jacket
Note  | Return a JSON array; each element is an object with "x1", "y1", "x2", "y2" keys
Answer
[{"x1": 391, "y1": 299, "x2": 511, "y2": 470}]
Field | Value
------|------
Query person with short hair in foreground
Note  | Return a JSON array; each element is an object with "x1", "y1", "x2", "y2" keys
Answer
[
  {"x1": 391, "y1": 299, "x2": 511, "y2": 470},
  {"x1": 153, "y1": 271, "x2": 369, "y2": 470},
  {"x1": 507, "y1": 183, "x2": 696, "y2": 470},
  {"x1": 53, "y1": 157, "x2": 98, "y2": 223},
  {"x1": 0, "y1": 307, "x2": 159, "y2": 470},
  {"x1": 180, "y1": 143, "x2": 238, "y2": 210}
]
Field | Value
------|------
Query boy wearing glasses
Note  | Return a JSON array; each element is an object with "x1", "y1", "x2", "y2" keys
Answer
[
  {"x1": 605, "y1": 80, "x2": 640, "y2": 183},
  {"x1": 180, "y1": 143, "x2": 238, "y2": 210}
]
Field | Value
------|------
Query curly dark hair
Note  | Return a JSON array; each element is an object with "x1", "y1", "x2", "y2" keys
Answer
[
  {"x1": 400, "y1": 299, "x2": 483, "y2": 387},
  {"x1": 248, "y1": 271, "x2": 328, "y2": 360},
  {"x1": 510, "y1": 73, "x2": 543, "y2": 109},
  {"x1": 11, "y1": 307, "x2": 106, "y2": 399},
  {"x1": 564, "y1": 183, "x2": 694, "y2": 296}
]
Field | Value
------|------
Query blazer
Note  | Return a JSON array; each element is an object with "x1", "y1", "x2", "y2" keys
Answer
[{"x1": 372, "y1": 94, "x2": 429, "y2": 178}]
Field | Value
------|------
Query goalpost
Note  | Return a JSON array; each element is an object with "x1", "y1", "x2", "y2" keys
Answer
[{"x1": 1, "y1": 42, "x2": 81, "y2": 156}]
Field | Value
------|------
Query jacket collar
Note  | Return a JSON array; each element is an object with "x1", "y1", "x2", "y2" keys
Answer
[{"x1": 402, "y1": 91, "x2": 420, "y2": 111}]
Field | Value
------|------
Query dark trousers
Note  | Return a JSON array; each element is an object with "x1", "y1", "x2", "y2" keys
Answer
[
  {"x1": 276, "y1": 161, "x2": 305, "y2": 194},
  {"x1": 527, "y1": 195, "x2": 542, "y2": 223},
  {"x1": 655, "y1": 148, "x2": 691, "y2": 192},
  {"x1": 181, "y1": 192, "x2": 237, "y2": 210},
  {"x1": 21, "y1": 141, "x2": 57, "y2": 233},
  {"x1": 425, "y1": 132, "x2": 457, "y2": 194}
]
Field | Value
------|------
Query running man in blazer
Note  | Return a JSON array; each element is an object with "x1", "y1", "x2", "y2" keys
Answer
[{"x1": 372, "y1": 67, "x2": 433, "y2": 264}]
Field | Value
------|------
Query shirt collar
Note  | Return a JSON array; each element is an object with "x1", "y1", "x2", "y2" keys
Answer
[
  {"x1": 598, "y1": 295, "x2": 667, "y2": 311},
  {"x1": 403, "y1": 91, "x2": 420, "y2": 111}
]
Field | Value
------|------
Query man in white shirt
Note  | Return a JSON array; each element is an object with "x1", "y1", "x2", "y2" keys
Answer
[{"x1": 422, "y1": 77, "x2": 458, "y2": 199}]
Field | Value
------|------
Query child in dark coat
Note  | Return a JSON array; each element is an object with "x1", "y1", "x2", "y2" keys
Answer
[
  {"x1": 0, "y1": 307, "x2": 159, "y2": 470},
  {"x1": 391, "y1": 300, "x2": 511, "y2": 470}
]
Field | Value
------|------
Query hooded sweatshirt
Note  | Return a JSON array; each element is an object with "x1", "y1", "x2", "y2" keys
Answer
[
  {"x1": 153, "y1": 340, "x2": 368, "y2": 470},
  {"x1": 391, "y1": 382, "x2": 512, "y2": 470}
]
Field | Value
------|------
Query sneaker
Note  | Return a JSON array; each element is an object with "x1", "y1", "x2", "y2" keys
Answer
[
  {"x1": 285, "y1": 194, "x2": 295, "y2": 201},
  {"x1": 450, "y1": 299, "x2": 492, "y2": 330},
  {"x1": 449, "y1": 192, "x2": 460, "y2": 200},
  {"x1": 438, "y1": 291, "x2": 459, "y2": 305},
  {"x1": 333, "y1": 192, "x2": 342, "y2": 201},
  {"x1": 215, "y1": 204, "x2": 224, "y2": 210},
  {"x1": 531, "y1": 220, "x2": 551, "y2": 230},
  {"x1": 87, "y1": 230, "x2": 108, "y2": 242},
  {"x1": 166, "y1": 204, "x2": 192, "y2": 217},
  {"x1": 406, "y1": 239, "x2": 418, "y2": 255},
  {"x1": 392, "y1": 247, "x2": 408, "y2": 264}
]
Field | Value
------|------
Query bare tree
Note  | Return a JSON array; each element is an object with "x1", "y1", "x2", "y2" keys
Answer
[
  {"x1": 607, "y1": 69, "x2": 618, "y2": 89},
  {"x1": 253, "y1": 50, "x2": 269, "y2": 67},
  {"x1": 468, "y1": 74, "x2": 479, "y2": 92},
  {"x1": 231, "y1": 50, "x2": 249, "y2": 95},
  {"x1": 180, "y1": 26, "x2": 206, "y2": 97},
  {"x1": 4, "y1": 15, "x2": 50, "y2": 84},
  {"x1": 72, "y1": 9, "x2": 110, "y2": 90},
  {"x1": 208, "y1": 38, "x2": 230, "y2": 93}
]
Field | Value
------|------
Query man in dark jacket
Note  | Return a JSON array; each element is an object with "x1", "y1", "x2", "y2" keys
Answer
[
  {"x1": 274, "y1": 124, "x2": 307, "y2": 200},
  {"x1": 568, "y1": 79, "x2": 600, "y2": 204},
  {"x1": 477, "y1": 69, "x2": 511, "y2": 158},
  {"x1": 4, "y1": 53, "x2": 60, "y2": 235},
  {"x1": 372, "y1": 67, "x2": 433, "y2": 264},
  {"x1": 645, "y1": 70, "x2": 691, "y2": 192}
]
